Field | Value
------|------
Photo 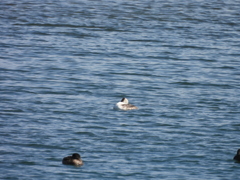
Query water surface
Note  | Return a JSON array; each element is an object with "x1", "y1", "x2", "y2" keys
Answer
[{"x1": 1, "y1": 0, "x2": 240, "y2": 179}]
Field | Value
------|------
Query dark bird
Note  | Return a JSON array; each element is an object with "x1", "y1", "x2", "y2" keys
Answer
[
  {"x1": 62, "y1": 153, "x2": 83, "y2": 166},
  {"x1": 234, "y1": 149, "x2": 240, "y2": 162}
]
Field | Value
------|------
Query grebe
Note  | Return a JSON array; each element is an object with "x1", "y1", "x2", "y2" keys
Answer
[
  {"x1": 62, "y1": 153, "x2": 83, "y2": 166},
  {"x1": 234, "y1": 149, "x2": 240, "y2": 162},
  {"x1": 114, "y1": 98, "x2": 138, "y2": 110}
]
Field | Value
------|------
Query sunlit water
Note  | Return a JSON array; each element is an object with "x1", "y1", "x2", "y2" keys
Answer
[{"x1": 1, "y1": 0, "x2": 240, "y2": 179}]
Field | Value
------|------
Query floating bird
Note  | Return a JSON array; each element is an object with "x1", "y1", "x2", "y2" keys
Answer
[
  {"x1": 234, "y1": 149, "x2": 240, "y2": 162},
  {"x1": 114, "y1": 98, "x2": 138, "y2": 110},
  {"x1": 62, "y1": 153, "x2": 83, "y2": 166}
]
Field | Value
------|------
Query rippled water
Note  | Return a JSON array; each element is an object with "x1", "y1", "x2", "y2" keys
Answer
[{"x1": 1, "y1": 0, "x2": 240, "y2": 179}]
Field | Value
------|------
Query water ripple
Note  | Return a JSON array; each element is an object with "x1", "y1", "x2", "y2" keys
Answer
[{"x1": 1, "y1": 0, "x2": 240, "y2": 179}]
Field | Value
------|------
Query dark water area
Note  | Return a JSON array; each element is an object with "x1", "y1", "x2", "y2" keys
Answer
[{"x1": 1, "y1": 0, "x2": 240, "y2": 179}]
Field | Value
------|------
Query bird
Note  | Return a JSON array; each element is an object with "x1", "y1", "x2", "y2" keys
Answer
[
  {"x1": 234, "y1": 149, "x2": 240, "y2": 162},
  {"x1": 114, "y1": 97, "x2": 138, "y2": 110},
  {"x1": 62, "y1": 153, "x2": 83, "y2": 166}
]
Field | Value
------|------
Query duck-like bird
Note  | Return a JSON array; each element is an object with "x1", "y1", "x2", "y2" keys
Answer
[
  {"x1": 62, "y1": 153, "x2": 83, "y2": 166},
  {"x1": 114, "y1": 98, "x2": 138, "y2": 110},
  {"x1": 234, "y1": 149, "x2": 240, "y2": 162}
]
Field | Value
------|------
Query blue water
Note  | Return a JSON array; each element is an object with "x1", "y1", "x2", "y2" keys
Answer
[{"x1": 1, "y1": 0, "x2": 240, "y2": 179}]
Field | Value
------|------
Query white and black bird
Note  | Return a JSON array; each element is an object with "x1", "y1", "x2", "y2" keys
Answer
[{"x1": 114, "y1": 98, "x2": 138, "y2": 110}]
